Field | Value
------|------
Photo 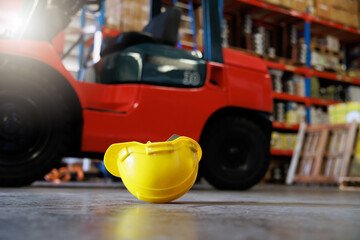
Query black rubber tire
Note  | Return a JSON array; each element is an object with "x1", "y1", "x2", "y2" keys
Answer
[
  {"x1": 0, "y1": 67, "x2": 70, "y2": 187},
  {"x1": 200, "y1": 117, "x2": 270, "y2": 190}
]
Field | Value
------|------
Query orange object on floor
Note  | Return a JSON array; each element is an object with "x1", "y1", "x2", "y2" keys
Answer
[{"x1": 44, "y1": 165, "x2": 84, "y2": 183}]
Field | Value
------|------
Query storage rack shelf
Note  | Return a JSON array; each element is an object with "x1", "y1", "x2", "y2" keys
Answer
[
  {"x1": 230, "y1": 0, "x2": 360, "y2": 37},
  {"x1": 273, "y1": 92, "x2": 307, "y2": 104},
  {"x1": 272, "y1": 121, "x2": 299, "y2": 130},
  {"x1": 265, "y1": 60, "x2": 360, "y2": 86},
  {"x1": 309, "y1": 98, "x2": 340, "y2": 106},
  {"x1": 227, "y1": 0, "x2": 307, "y2": 20},
  {"x1": 273, "y1": 92, "x2": 340, "y2": 106},
  {"x1": 264, "y1": 60, "x2": 308, "y2": 75},
  {"x1": 225, "y1": 0, "x2": 360, "y2": 157}
]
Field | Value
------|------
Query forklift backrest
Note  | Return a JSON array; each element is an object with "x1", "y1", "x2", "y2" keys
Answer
[
  {"x1": 100, "y1": 7, "x2": 181, "y2": 57},
  {"x1": 142, "y1": 6, "x2": 181, "y2": 46}
]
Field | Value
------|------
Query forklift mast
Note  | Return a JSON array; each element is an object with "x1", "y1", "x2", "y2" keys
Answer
[{"x1": 150, "y1": 0, "x2": 224, "y2": 63}]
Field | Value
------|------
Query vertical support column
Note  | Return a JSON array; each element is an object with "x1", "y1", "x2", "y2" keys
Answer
[
  {"x1": 99, "y1": 1, "x2": 105, "y2": 27},
  {"x1": 77, "y1": 8, "x2": 85, "y2": 80},
  {"x1": 305, "y1": 9, "x2": 311, "y2": 124},
  {"x1": 305, "y1": 77, "x2": 311, "y2": 123},
  {"x1": 202, "y1": 0, "x2": 224, "y2": 63}
]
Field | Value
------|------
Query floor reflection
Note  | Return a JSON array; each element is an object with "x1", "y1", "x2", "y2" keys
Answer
[{"x1": 102, "y1": 204, "x2": 198, "y2": 240}]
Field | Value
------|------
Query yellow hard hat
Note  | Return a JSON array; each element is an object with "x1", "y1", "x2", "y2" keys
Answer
[{"x1": 104, "y1": 135, "x2": 202, "y2": 203}]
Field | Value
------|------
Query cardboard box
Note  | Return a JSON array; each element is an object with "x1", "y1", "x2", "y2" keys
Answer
[
  {"x1": 332, "y1": 0, "x2": 358, "y2": 14},
  {"x1": 292, "y1": 0, "x2": 307, "y2": 13},
  {"x1": 281, "y1": 0, "x2": 314, "y2": 13},
  {"x1": 280, "y1": 0, "x2": 292, "y2": 9},
  {"x1": 331, "y1": 8, "x2": 348, "y2": 25},
  {"x1": 346, "y1": 13, "x2": 359, "y2": 28},
  {"x1": 105, "y1": 0, "x2": 149, "y2": 32},
  {"x1": 315, "y1": 0, "x2": 359, "y2": 27},
  {"x1": 331, "y1": 4, "x2": 358, "y2": 28},
  {"x1": 315, "y1": 0, "x2": 332, "y2": 20}
]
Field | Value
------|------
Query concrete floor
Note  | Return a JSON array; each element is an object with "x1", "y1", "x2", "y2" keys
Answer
[{"x1": 0, "y1": 182, "x2": 359, "y2": 240}]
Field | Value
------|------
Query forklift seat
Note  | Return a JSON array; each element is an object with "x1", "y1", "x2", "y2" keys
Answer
[
  {"x1": 142, "y1": 6, "x2": 181, "y2": 46},
  {"x1": 101, "y1": 7, "x2": 181, "y2": 57}
]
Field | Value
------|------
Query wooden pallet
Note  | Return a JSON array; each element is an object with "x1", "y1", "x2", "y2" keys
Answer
[
  {"x1": 310, "y1": 43, "x2": 342, "y2": 57},
  {"x1": 339, "y1": 177, "x2": 360, "y2": 191},
  {"x1": 286, "y1": 122, "x2": 358, "y2": 185}
]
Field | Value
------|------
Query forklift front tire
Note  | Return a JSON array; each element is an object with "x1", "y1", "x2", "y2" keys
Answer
[
  {"x1": 0, "y1": 67, "x2": 70, "y2": 187},
  {"x1": 200, "y1": 117, "x2": 270, "y2": 190}
]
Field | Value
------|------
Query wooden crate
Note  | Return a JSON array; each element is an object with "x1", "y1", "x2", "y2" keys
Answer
[{"x1": 286, "y1": 122, "x2": 358, "y2": 185}]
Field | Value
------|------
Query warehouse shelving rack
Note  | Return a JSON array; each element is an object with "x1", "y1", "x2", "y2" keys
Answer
[{"x1": 223, "y1": 0, "x2": 360, "y2": 158}]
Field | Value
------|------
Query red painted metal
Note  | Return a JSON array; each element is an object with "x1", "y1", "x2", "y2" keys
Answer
[
  {"x1": 265, "y1": 60, "x2": 308, "y2": 75},
  {"x1": 81, "y1": 80, "x2": 228, "y2": 152},
  {"x1": 0, "y1": 40, "x2": 272, "y2": 153},
  {"x1": 223, "y1": 48, "x2": 273, "y2": 112},
  {"x1": 311, "y1": 70, "x2": 360, "y2": 86},
  {"x1": 309, "y1": 98, "x2": 340, "y2": 106},
  {"x1": 272, "y1": 92, "x2": 308, "y2": 104},
  {"x1": 80, "y1": 52, "x2": 273, "y2": 152},
  {"x1": 272, "y1": 122, "x2": 300, "y2": 131},
  {"x1": 311, "y1": 69, "x2": 342, "y2": 81},
  {"x1": 270, "y1": 149, "x2": 294, "y2": 156},
  {"x1": 102, "y1": 27, "x2": 122, "y2": 37}
]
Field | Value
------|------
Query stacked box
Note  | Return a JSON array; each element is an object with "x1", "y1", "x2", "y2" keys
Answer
[
  {"x1": 310, "y1": 106, "x2": 329, "y2": 125},
  {"x1": 311, "y1": 51, "x2": 341, "y2": 71},
  {"x1": 328, "y1": 102, "x2": 360, "y2": 124},
  {"x1": 332, "y1": 0, "x2": 358, "y2": 14},
  {"x1": 274, "y1": 102, "x2": 286, "y2": 122},
  {"x1": 348, "y1": 86, "x2": 360, "y2": 102},
  {"x1": 280, "y1": 0, "x2": 314, "y2": 13},
  {"x1": 331, "y1": 8, "x2": 350, "y2": 26},
  {"x1": 326, "y1": 36, "x2": 340, "y2": 52},
  {"x1": 105, "y1": 0, "x2": 150, "y2": 32},
  {"x1": 292, "y1": 0, "x2": 307, "y2": 13},
  {"x1": 273, "y1": 101, "x2": 306, "y2": 124},
  {"x1": 253, "y1": 27, "x2": 266, "y2": 55},
  {"x1": 271, "y1": 132, "x2": 298, "y2": 150},
  {"x1": 281, "y1": 0, "x2": 293, "y2": 9},
  {"x1": 314, "y1": 0, "x2": 359, "y2": 28},
  {"x1": 315, "y1": 0, "x2": 332, "y2": 20}
]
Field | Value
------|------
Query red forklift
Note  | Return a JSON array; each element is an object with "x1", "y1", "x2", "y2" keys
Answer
[{"x1": 0, "y1": 0, "x2": 272, "y2": 189}]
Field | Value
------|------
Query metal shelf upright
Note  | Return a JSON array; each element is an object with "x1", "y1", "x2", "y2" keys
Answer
[{"x1": 304, "y1": 8, "x2": 311, "y2": 124}]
